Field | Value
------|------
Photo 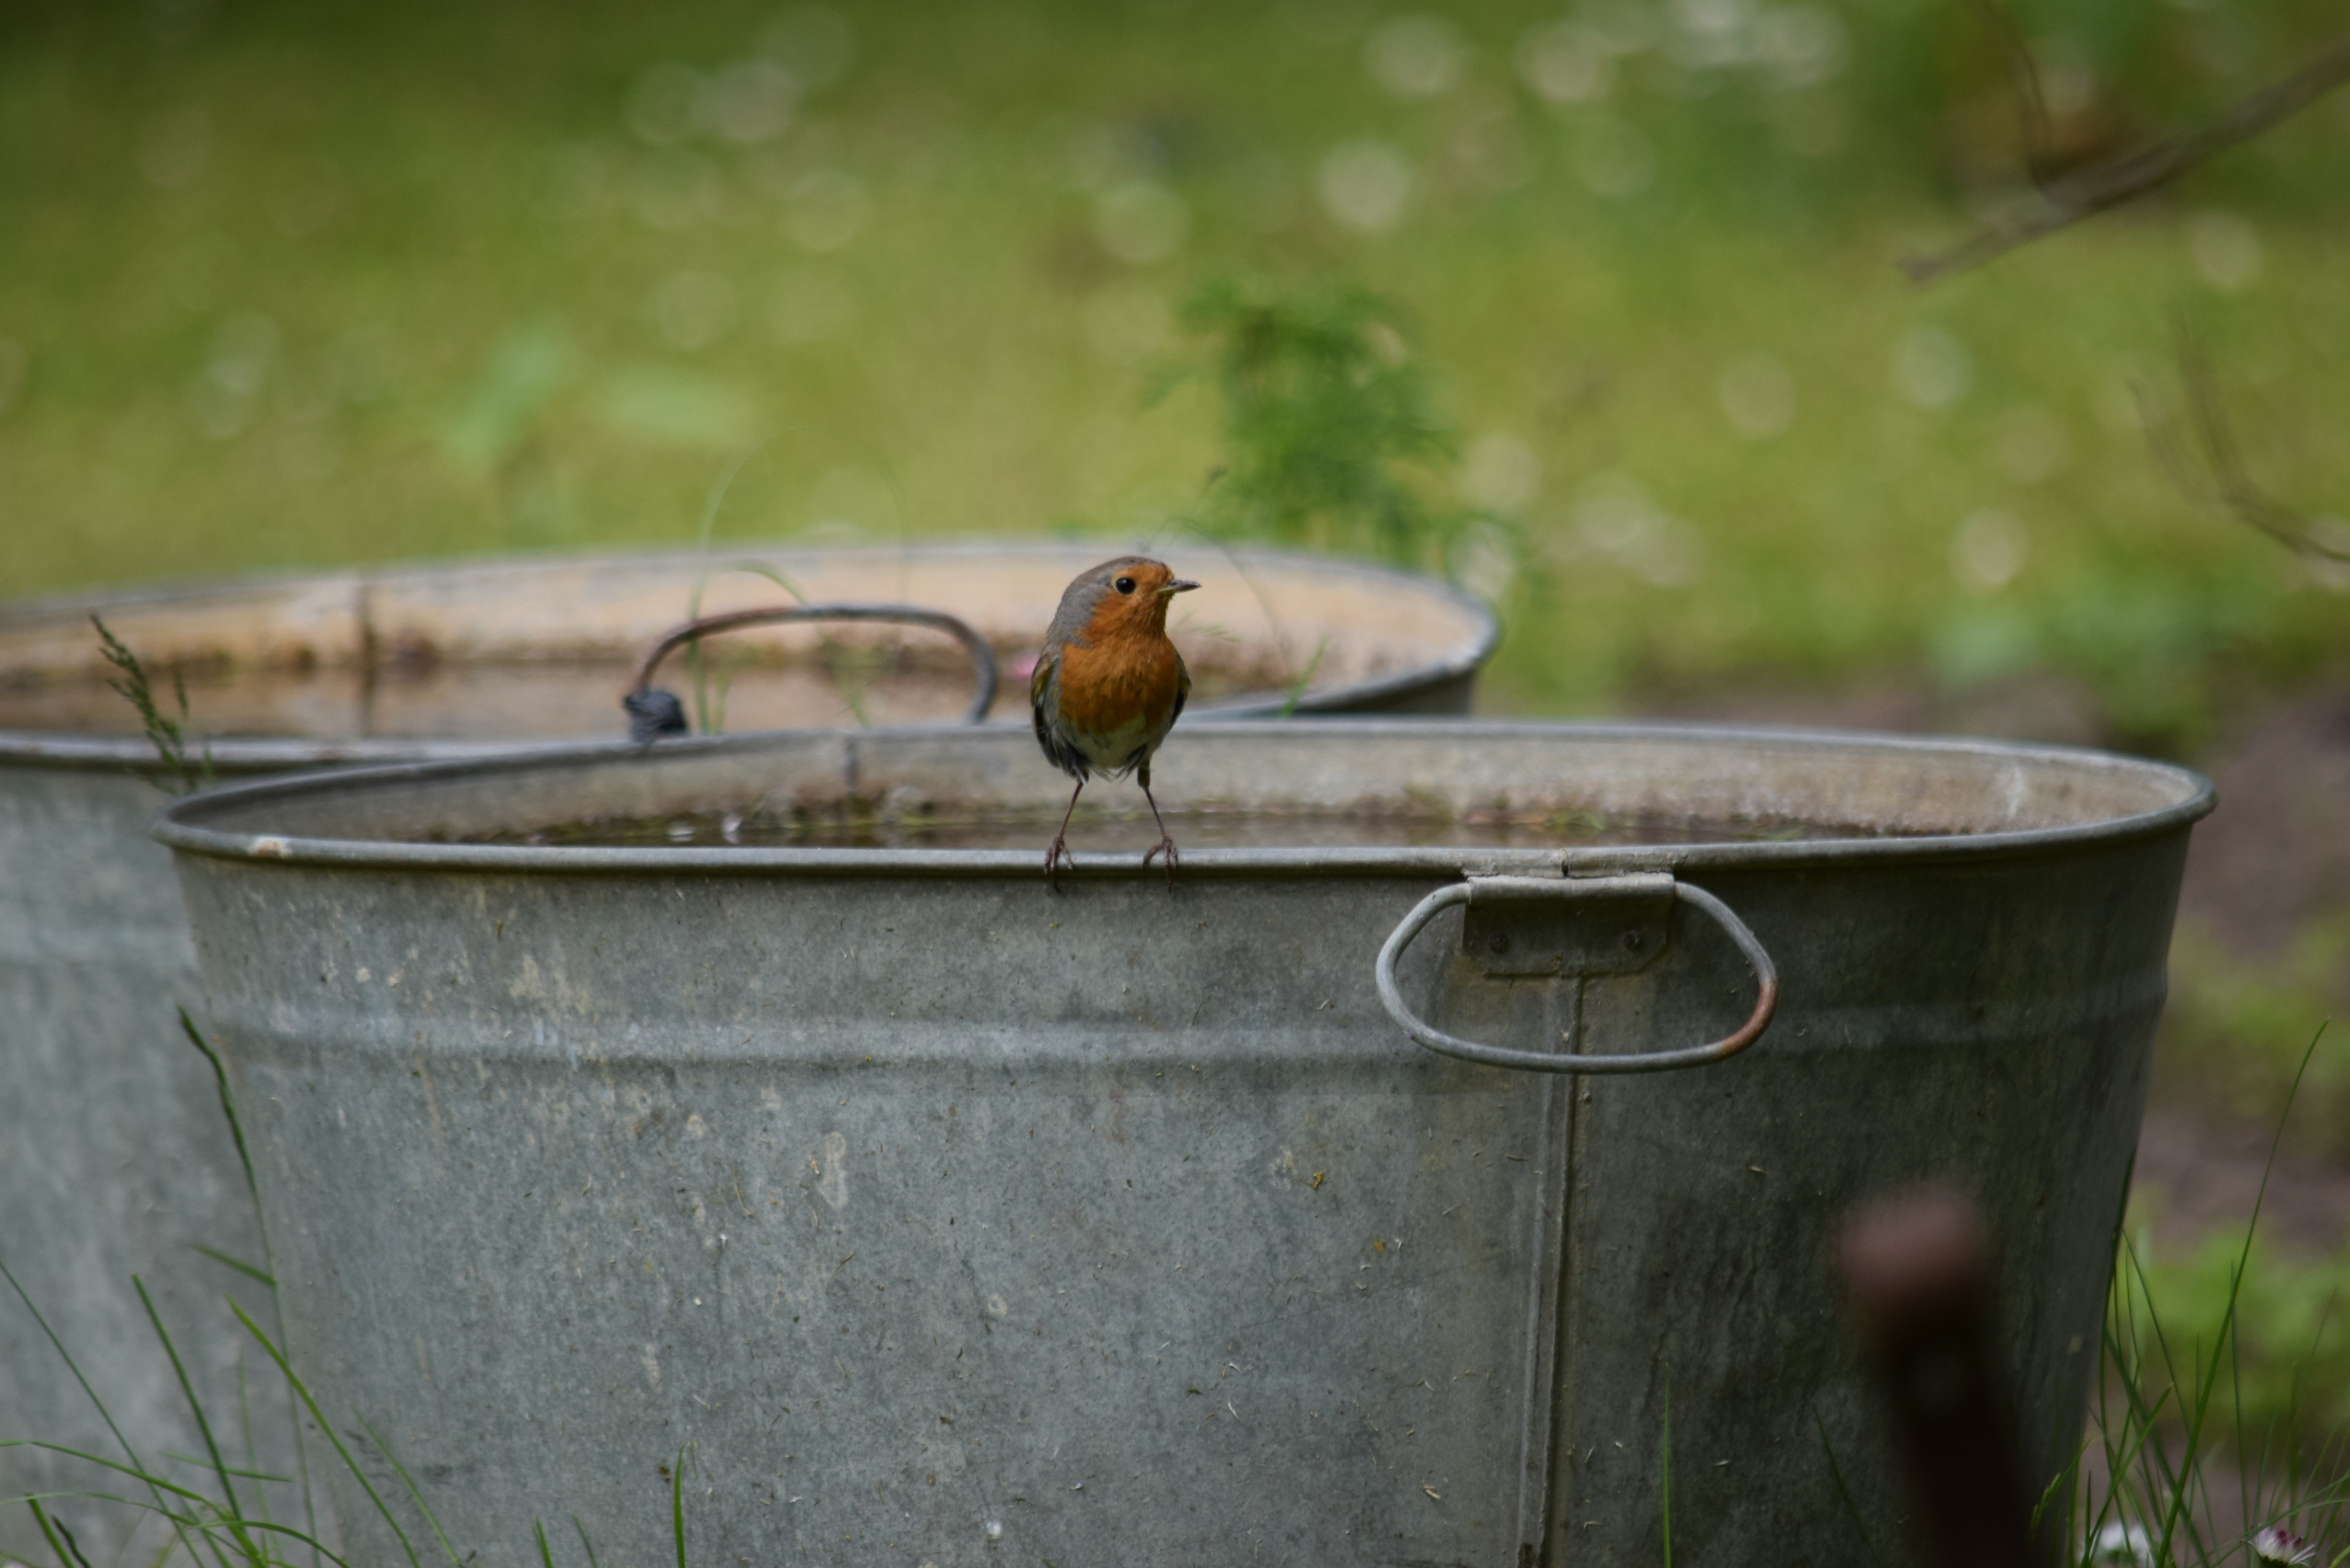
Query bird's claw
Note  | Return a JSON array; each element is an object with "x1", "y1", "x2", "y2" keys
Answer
[
  {"x1": 1142, "y1": 836, "x2": 1180, "y2": 887},
  {"x1": 1044, "y1": 834, "x2": 1076, "y2": 891}
]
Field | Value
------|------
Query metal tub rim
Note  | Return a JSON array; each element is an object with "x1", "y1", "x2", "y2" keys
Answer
[
  {"x1": 148, "y1": 718, "x2": 2216, "y2": 878},
  {"x1": 1, "y1": 540, "x2": 1500, "y2": 769}
]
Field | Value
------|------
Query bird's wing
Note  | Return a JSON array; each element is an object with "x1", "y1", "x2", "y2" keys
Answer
[
  {"x1": 1169, "y1": 653, "x2": 1190, "y2": 727},
  {"x1": 1029, "y1": 645, "x2": 1058, "y2": 722},
  {"x1": 1030, "y1": 646, "x2": 1092, "y2": 781}
]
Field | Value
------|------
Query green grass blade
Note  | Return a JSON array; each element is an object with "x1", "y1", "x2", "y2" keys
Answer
[
  {"x1": 0, "y1": 1255, "x2": 152, "y2": 1475},
  {"x1": 534, "y1": 1518, "x2": 556, "y2": 1568},
  {"x1": 1809, "y1": 1403, "x2": 1887, "y2": 1568},
  {"x1": 571, "y1": 1515, "x2": 602, "y2": 1568},
  {"x1": 234, "y1": 1352, "x2": 281, "y2": 1540},
  {"x1": 89, "y1": 614, "x2": 203, "y2": 794},
  {"x1": 671, "y1": 1444, "x2": 689, "y2": 1568},
  {"x1": 185, "y1": 1002, "x2": 324, "y2": 1562},
  {"x1": 227, "y1": 1516, "x2": 363, "y2": 1568},
  {"x1": 6, "y1": 1484, "x2": 210, "y2": 1512},
  {"x1": 159, "y1": 1454, "x2": 295, "y2": 1485},
  {"x1": 0, "y1": 1253, "x2": 209, "y2": 1564},
  {"x1": 692, "y1": 437, "x2": 776, "y2": 556},
  {"x1": 0, "y1": 1440, "x2": 219, "y2": 1503},
  {"x1": 1161, "y1": 524, "x2": 1310, "y2": 695},
  {"x1": 2090, "y1": 1272, "x2": 2176, "y2": 1558},
  {"x1": 2233, "y1": 1299, "x2": 2254, "y2": 1551},
  {"x1": 2026, "y1": 1435, "x2": 2084, "y2": 1544},
  {"x1": 133, "y1": 1274, "x2": 251, "y2": 1541},
  {"x1": 2156, "y1": 1022, "x2": 2328, "y2": 1563},
  {"x1": 353, "y1": 1412, "x2": 465, "y2": 1568},
  {"x1": 677, "y1": 438, "x2": 785, "y2": 736},
  {"x1": 715, "y1": 561, "x2": 805, "y2": 605},
  {"x1": 1658, "y1": 1369, "x2": 1672, "y2": 1568},
  {"x1": 178, "y1": 1009, "x2": 257, "y2": 1202},
  {"x1": 685, "y1": 635, "x2": 710, "y2": 735},
  {"x1": 16, "y1": 1481, "x2": 234, "y2": 1568},
  {"x1": 28, "y1": 1498, "x2": 95, "y2": 1568},
  {"x1": 171, "y1": 667, "x2": 215, "y2": 791},
  {"x1": 1277, "y1": 636, "x2": 1329, "y2": 717},
  {"x1": 185, "y1": 1245, "x2": 275, "y2": 1289},
  {"x1": 228, "y1": 1299, "x2": 424, "y2": 1568}
]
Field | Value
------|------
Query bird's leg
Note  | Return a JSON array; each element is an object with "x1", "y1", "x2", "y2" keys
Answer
[
  {"x1": 1045, "y1": 778, "x2": 1084, "y2": 891},
  {"x1": 1138, "y1": 761, "x2": 1179, "y2": 886}
]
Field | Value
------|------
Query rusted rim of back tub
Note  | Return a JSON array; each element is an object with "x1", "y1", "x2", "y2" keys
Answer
[
  {"x1": 0, "y1": 733, "x2": 552, "y2": 774},
  {"x1": 147, "y1": 719, "x2": 2216, "y2": 878},
  {"x1": 0, "y1": 541, "x2": 1501, "y2": 770}
]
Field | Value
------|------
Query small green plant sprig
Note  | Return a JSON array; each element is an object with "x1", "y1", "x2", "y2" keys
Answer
[
  {"x1": 1175, "y1": 278, "x2": 1469, "y2": 569},
  {"x1": 90, "y1": 614, "x2": 211, "y2": 795}
]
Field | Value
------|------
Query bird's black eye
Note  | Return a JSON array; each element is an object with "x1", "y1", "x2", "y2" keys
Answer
[{"x1": 1114, "y1": 576, "x2": 1136, "y2": 594}]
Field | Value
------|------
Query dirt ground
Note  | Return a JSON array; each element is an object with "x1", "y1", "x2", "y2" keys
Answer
[{"x1": 2148, "y1": 683, "x2": 2350, "y2": 1256}]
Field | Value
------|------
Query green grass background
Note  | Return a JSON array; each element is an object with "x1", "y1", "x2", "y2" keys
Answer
[{"x1": 3, "y1": 0, "x2": 2346, "y2": 743}]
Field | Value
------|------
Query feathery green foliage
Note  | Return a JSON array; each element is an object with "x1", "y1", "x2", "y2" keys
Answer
[
  {"x1": 90, "y1": 616, "x2": 210, "y2": 795},
  {"x1": 1179, "y1": 278, "x2": 1465, "y2": 567}
]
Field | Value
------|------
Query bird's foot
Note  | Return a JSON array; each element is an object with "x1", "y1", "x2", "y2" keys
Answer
[
  {"x1": 1044, "y1": 834, "x2": 1076, "y2": 891},
  {"x1": 1142, "y1": 835, "x2": 1180, "y2": 887}
]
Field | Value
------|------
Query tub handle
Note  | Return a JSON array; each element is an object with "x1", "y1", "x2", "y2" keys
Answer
[
  {"x1": 1374, "y1": 873, "x2": 1778, "y2": 1074},
  {"x1": 624, "y1": 604, "x2": 1002, "y2": 741}
]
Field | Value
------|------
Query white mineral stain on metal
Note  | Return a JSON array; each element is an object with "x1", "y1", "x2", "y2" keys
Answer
[
  {"x1": 641, "y1": 1344, "x2": 662, "y2": 1391},
  {"x1": 820, "y1": 1131, "x2": 849, "y2": 1208},
  {"x1": 686, "y1": 1113, "x2": 709, "y2": 1138},
  {"x1": 247, "y1": 835, "x2": 289, "y2": 857},
  {"x1": 533, "y1": 1016, "x2": 579, "y2": 1070},
  {"x1": 986, "y1": 1294, "x2": 1009, "y2": 1318}
]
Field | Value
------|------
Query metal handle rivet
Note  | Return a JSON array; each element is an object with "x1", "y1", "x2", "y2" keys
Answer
[
  {"x1": 1486, "y1": 931, "x2": 1510, "y2": 955},
  {"x1": 1621, "y1": 929, "x2": 1643, "y2": 952}
]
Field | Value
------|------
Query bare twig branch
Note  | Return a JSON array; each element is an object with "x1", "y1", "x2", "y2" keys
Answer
[
  {"x1": 2163, "y1": 308, "x2": 2350, "y2": 564},
  {"x1": 1960, "y1": 0, "x2": 2055, "y2": 188},
  {"x1": 1904, "y1": 30, "x2": 2350, "y2": 283}
]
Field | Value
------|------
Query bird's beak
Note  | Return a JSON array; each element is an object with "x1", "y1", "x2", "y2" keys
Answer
[{"x1": 1159, "y1": 579, "x2": 1201, "y2": 596}]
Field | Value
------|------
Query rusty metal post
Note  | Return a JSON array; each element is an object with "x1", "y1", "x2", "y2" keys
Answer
[{"x1": 1840, "y1": 1187, "x2": 2041, "y2": 1568}]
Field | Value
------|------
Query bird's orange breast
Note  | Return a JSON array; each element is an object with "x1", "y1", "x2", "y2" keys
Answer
[{"x1": 1051, "y1": 629, "x2": 1183, "y2": 737}]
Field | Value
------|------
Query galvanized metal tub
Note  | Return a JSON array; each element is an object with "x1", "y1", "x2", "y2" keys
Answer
[
  {"x1": 153, "y1": 721, "x2": 2211, "y2": 1567},
  {"x1": 0, "y1": 544, "x2": 1493, "y2": 1561}
]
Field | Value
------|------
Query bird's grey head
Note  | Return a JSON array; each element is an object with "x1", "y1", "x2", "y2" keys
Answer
[{"x1": 1044, "y1": 556, "x2": 1170, "y2": 647}]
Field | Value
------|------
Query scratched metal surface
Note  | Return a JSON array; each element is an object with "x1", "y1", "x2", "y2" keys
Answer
[
  {"x1": 0, "y1": 545, "x2": 1491, "y2": 1565},
  {"x1": 154, "y1": 723, "x2": 2209, "y2": 1567},
  {"x1": 0, "y1": 764, "x2": 319, "y2": 1564}
]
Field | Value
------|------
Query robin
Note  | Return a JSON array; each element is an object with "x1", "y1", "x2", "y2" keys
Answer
[{"x1": 1030, "y1": 556, "x2": 1199, "y2": 886}]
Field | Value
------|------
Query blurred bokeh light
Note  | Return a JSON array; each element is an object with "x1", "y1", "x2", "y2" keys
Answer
[{"x1": 0, "y1": 0, "x2": 2343, "y2": 743}]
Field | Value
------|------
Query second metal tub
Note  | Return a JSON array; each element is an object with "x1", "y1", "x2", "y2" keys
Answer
[{"x1": 0, "y1": 541, "x2": 1494, "y2": 1563}]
